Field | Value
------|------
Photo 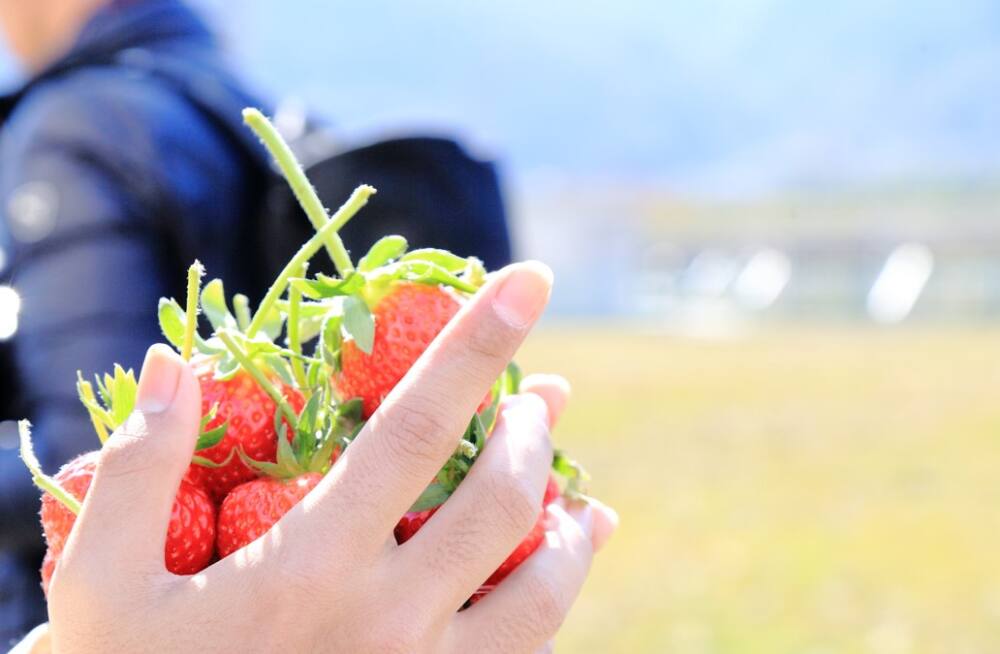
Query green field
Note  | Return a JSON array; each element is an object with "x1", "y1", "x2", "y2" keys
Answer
[{"x1": 518, "y1": 325, "x2": 1000, "y2": 653}]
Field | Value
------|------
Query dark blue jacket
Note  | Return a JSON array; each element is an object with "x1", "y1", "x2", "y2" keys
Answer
[
  {"x1": 0, "y1": 0, "x2": 510, "y2": 643},
  {"x1": 0, "y1": 1, "x2": 266, "y2": 642}
]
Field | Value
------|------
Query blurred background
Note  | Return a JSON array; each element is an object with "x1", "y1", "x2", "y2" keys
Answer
[{"x1": 2, "y1": 0, "x2": 1000, "y2": 651}]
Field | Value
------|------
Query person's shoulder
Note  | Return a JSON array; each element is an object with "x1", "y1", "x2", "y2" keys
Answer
[{"x1": 4, "y1": 65, "x2": 211, "y2": 157}]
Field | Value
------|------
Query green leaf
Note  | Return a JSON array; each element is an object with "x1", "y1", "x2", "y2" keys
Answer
[
  {"x1": 552, "y1": 449, "x2": 591, "y2": 499},
  {"x1": 342, "y1": 296, "x2": 375, "y2": 354},
  {"x1": 409, "y1": 483, "x2": 451, "y2": 512},
  {"x1": 233, "y1": 294, "x2": 252, "y2": 332},
  {"x1": 306, "y1": 358, "x2": 324, "y2": 388},
  {"x1": 401, "y1": 248, "x2": 468, "y2": 272},
  {"x1": 291, "y1": 272, "x2": 365, "y2": 299},
  {"x1": 158, "y1": 298, "x2": 186, "y2": 350},
  {"x1": 196, "y1": 422, "x2": 228, "y2": 451},
  {"x1": 262, "y1": 354, "x2": 295, "y2": 387},
  {"x1": 397, "y1": 261, "x2": 477, "y2": 294},
  {"x1": 504, "y1": 361, "x2": 523, "y2": 395},
  {"x1": 213, "y1": 354, "x2": 241, "y2": 380},
  {"x1": 318, "y1": 313, "x2": 344, "y2": 369},
  {"x1": 336, "y1": 398, "x2": 364, "y2": 423},
  {"x1": 294, "y1": 390, "x2": 324, "y2": 450},
  {"x1": 190, "y1": 448, "x2": 236, "y2": 469},
  {"x1": 277, "y1": 299, "x2": 337, "y2": 343},
  {"x1": 480, "y1": 362, "x2": 523, "y2": 432},
  {"x1": 98, "y1": 365, "x2": 137, "y2": 428},
  {"x1": 258, "y1": 305, "x2": 284, "y2": 341},
  {"x1": 200, "y1": 279, "x2": 237, "y2": 331},
  {"x1": 359, "y1": 235, "x2": 408, "y2": 272},
  {"x1": 158, "y1": 298, "x2": 222, "y2": 355}
]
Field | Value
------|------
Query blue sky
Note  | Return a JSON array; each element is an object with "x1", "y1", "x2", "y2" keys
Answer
[{"x1": 4, "y1": 1, "x2": 1000, "y2": 198}]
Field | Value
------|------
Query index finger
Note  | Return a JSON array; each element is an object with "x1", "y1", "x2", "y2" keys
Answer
[{"x1": 286, "y1": 262, "x2": 553, "y2": 554}]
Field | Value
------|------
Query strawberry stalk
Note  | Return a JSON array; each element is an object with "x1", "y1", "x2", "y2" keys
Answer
[
  {"x1": 287, "y1": 263, "x2": 308, "y2": 389},
  {"x1": 242, "y1": 108, "x2": 355, "y2": 277},
  {"x1": 216, "y1": 329, "x2": 300, "y2": 428},
  {"x1": 18, "y1": 421, "x2": 81, "y2": 515},
  {"x1": 181, "y1": 261, "x2": 204, "y2": 361},
  {"x1": 245, "y1": 184, "x2": 376, "y2": 339}
]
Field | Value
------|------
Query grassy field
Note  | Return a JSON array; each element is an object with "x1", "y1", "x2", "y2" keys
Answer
[{"x1": 517, "y1": 325, "x2": 1000, "y2": 653}]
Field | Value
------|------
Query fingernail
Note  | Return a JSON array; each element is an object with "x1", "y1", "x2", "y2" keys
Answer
[
  {"x1": 135, "y1": 344, "x2": 183, "y2": 413},
  {"x1": 587, "y1": 496, "x2": 620, "y2": 530},
  {"x1": 492, "y1": 261, "x2": 553, "y2": 328}
]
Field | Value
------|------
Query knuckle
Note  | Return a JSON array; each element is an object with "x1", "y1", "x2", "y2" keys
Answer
[
  {"x1": 521, "y1": 574, "x2": 569, "y2": 637},
  {"x1": 380, "y1": 401, "x2": 454, "y2": 468},
  {"x1": 482, "y1": 468, "x2": 541, "y2": 540},
  {"x1": 464, "y1": 320, "x2": 516, "y2": 368},
  {"x1": 98, "y1": 417, "x2": 165, "y2": 480}
]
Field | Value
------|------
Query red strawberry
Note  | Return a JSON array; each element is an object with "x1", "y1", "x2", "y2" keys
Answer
[
  {"x1": 338, "y1": 282, "x2": 461, "y2": 417},
  {"x1": 394, "y1": 476, "x2": 561, "y2": 603},
  {"x1": 216, "y1": 473, "x2": 322, "y2": 558},
  {"x1": 39, "y1": 451, "x2": 216, "y2": 594},
  {"x1": 40, "y1": 549, "x2": 57, "y2": 596},
  {"x1": 186, "y1": 362, "x2": 305, "y2": 502},
  {"x1": 215, "y1": 387, "x2": 348, "y2": 558}
]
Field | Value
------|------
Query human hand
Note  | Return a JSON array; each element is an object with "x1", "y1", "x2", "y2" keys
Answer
[{"x1": 44, "y1": 262, "x2": 615, "y2": 653}]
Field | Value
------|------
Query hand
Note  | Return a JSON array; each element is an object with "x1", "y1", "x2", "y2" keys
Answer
[{"x1": 44, "y1": 262, "x2": 616, "y2": 653}]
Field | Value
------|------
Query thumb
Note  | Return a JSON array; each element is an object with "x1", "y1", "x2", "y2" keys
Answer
[{"x1": 68, "y1": 344, "x2": 202, "y2": 573}]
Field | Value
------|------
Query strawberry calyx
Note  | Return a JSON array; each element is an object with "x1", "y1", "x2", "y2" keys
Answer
[
  {"x1": 75, "y1": 361, "x2": 226, "y2": 454},
  {"x1": 237, "y1": 389, "x2": 362, "y2": 480},
  {"x1": 551, "y1": 450, "x2": 590, "y2": 500},
  {"x1": 286, "y1": 237, "x2": 487, "y2": 371}
]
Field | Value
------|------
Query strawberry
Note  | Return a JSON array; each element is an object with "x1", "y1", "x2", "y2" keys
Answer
[
  {"x1": 215, "y1": 389, "x2": 357, "y2": 558},
  {"x1": 154, "y1": 263, "x2": 315, "y2": 501},
  {"x1": 216, "y1": 473, "x2": 321, "y2": 558},
  {"x1": 337, "y1": 282, "x2": 461, "y2": 417},
  {"x1": 40, "y1": 550, "x2": 57, "y2": 596},
  {"x1": 186, "y1": 362, "x2": 305, "y2": 501},
  {"x1": 34, "y1": 449, "x2": 216, "y2": 594}
]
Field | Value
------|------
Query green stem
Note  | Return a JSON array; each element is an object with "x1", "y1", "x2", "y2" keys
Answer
[
  {"x1": 242, "y1": 108, "x2": 356, "y2": 276},
  {"x1": 182, "y1": 262, "x2": 204, "y2": 361},
  {"x1": 18, "y1": 421, "x2": 81, "y2": 514},
  {"x1": 287, "y1": 264, "x2": 308, "y2": 389},
  {"x1": 216, "y1": 330, "x2": 299, "y2": 427},
  {"x1": 245, "y1": 184, "x2": 376, "y2": 338},
  {"x1": 233, "y1": 294, "x2": 252, "y2": 332}
]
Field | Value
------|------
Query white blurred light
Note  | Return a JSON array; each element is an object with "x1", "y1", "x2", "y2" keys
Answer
[
  {"x1": 733, "y1": 249, "x2": 791, "y2": 310},
  {"x1": 867, "y1": 243, "x2": 934, "y2": 324},
  {"x1": 6, "y1": 180, "x2": 58, "y2": 243},
  {"x1": 680, "y1": 250, "x2": 741, "y2": 298},
  {"x1": 0, "y1": 285, "x2": 20, "y2": 340}
]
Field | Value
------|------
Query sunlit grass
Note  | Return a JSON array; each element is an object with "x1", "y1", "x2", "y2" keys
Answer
[{"x1": 518, "y1": 325, "x2": 1000, "y2": 653}]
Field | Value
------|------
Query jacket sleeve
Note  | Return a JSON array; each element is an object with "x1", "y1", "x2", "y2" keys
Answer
[{"x1": 0, "y1": 75, "x2": 177, "y2": 549}]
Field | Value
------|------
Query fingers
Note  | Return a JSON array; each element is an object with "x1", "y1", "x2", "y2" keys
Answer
[
  {"x1": 295, "y1": 262, "x2": 553, "y2": 553},
  {"x1": 66, "y1": 345, "x2": 202, "y2": 575},
  {"x1": 392, "y1": 393, "x2": 553, "y2": 610},
  {"x1": 519, "y1": 374, "x2": 570, "y2": 428},
  {"x1": 582, "y1": 496, "x2": 619, "y2": 553},
  {"x1": 447, "y1": 503, "x2": 593, "y2": 654}
]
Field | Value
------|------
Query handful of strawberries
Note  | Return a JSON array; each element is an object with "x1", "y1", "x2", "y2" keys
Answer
[{"x1": 19, "y1": 108, "x2": 587, "y2": 606}]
